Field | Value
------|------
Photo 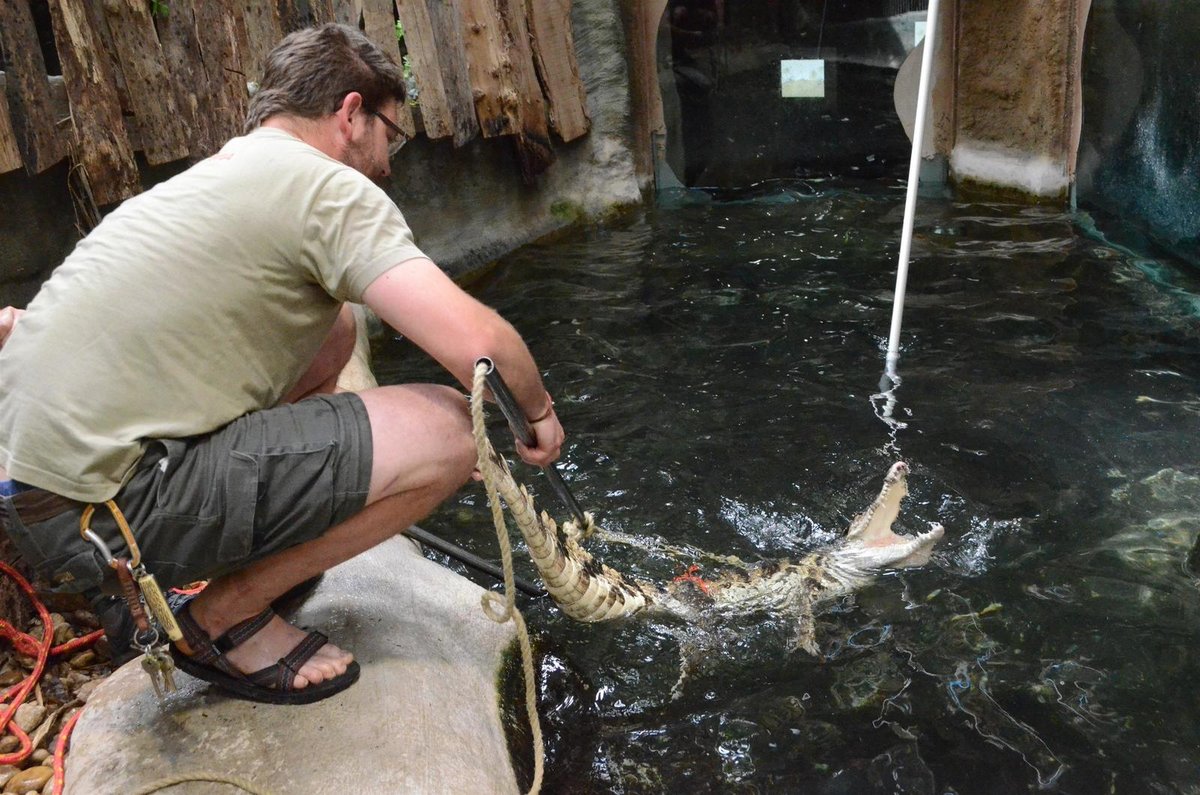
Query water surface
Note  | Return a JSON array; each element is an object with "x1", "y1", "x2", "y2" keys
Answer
[{"x1": 378, "y1": 179, "x2": 1200, "y2": 794}]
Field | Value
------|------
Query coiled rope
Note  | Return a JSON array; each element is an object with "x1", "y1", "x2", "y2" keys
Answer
[
  {"x1": 130, "y1": 774, "x2": 269, "y2": 794},
  {"x1": 0, "y1": 561, "x2": 106, "y2": 793},
  {"x1": 470, "y1": 362, "x2": 545, "y2": 795},
  {"x1": 1, "y1": 561, "x2": 269, "y2": 795}
]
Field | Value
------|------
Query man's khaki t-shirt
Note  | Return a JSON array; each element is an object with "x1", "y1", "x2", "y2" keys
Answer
[{"x1": 0, "y1": 128, "x2": 425, "y2": 502}]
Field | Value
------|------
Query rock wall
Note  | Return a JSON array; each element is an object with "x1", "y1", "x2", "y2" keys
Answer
[
  {"x1": 949, "y1": 0, "x2": 1090, "y2": 200},
  {"x1": 0, "y1": 74, "x2": 77, "y2": 308},
  {"x1": 0, "y1": 162, "x2": 77, "y2": 308},
  {"x1": 1077, "y1": 0, "x2": 1200, "y2": 266}
]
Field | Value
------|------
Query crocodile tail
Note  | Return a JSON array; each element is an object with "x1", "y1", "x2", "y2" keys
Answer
[{"x1": 475, "y1": 424, "x2": 653, "y2": 622}]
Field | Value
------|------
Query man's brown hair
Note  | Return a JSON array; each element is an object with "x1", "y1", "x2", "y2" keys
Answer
[{"x1": 244, "y1": 23, "x2": 406, "y2": 133}]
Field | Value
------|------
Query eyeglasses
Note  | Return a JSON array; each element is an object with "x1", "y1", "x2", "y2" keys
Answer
[{"x1": 372, "y1": 110, "x2": 408, "y2": 157}]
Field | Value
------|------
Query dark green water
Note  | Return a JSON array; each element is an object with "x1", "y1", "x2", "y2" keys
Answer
[{"x1": 378, "y1": 179, "x2": 1200, "y2": 794}]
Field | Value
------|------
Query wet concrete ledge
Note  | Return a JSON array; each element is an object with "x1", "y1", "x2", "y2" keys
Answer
[{"x1": 64, "y1": 535, "x2": 522, "y2": 794}]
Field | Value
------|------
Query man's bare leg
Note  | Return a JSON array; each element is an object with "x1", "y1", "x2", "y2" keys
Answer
[
  {"x1": 185, "y1": 384, "x2": 477, "y2": 688},
  {"x1": 280, "y1": 304, "x2": 358, "y2": 404},
  {"x1": 180, "y1": 306, "x2": 475, "y2": 689}
]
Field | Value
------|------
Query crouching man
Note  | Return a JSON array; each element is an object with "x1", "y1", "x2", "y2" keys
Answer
[{"x1": 0, "y1": 24, "x2": 562, "y2": 704}]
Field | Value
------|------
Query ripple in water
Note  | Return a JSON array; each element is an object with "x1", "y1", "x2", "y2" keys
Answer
[{"x1": 383, "y1": 182, "x2": 1200, "y2": 793}]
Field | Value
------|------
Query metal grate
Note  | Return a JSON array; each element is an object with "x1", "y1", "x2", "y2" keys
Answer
[{"x1": 886, "y1": 0, "x2": 930, "y2": 14}]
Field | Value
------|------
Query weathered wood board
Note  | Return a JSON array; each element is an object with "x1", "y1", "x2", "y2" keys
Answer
[
  {"x1": 356, "y1": 0, "x2": 394, "y2": 48},
  {"x1": 0, "y1": 75, "x2": 23, "y2": 173},
  {"x1": 0, "y1": 0, "x2": 67, "y2": 173},
  {"x1": 422, "y1": 0, "x2": 476, "y2": 146},
  {"x1": 276, "y1": 0, "x2": 303, "y2": 31},
  {"x1": 397, "y1": 0, "x2": 457, "y2": 142},
  {"x1": 99, "y1": 0, "x2": 191, "y2": 165},
  {"x1": 459, "y1": 0, "x2": 554, "y2": 178},
  {"x1": 458, "y1": 0, "x2": 515, "y2": 138},
  {"x1": 86, "y1": 0, "x2": 132, "y2": 113},
  {"x1": 236, "y1": 0, "x2": 283, "y2": 85},
  {"x1": 156, "y1": 2, "x2": 220, "y2": 156},
  {"x1": 191, "y1": 0, "x2": 249, "y2": 143},
  {"x1": 620, "y1": 0, "x2": 666, "y2": 186},
  {"x1": 47, "y1": 0, "x2": 141, "y2": 204},
  {"x1": 493, "y1": 0, "x2": 553, "y2": 179},
  {"x1": 492, "y1": 0, "x2": 549, "y2": 128},
  {"x1": 527, "y1": 0, "x2": 589, "y2": 142},
  {"x1": 309, "y1": 0, "x2": 336, "y2": 24},
  {"x1": 357, "y1": 0, "x2": 415, "y2": 136}
]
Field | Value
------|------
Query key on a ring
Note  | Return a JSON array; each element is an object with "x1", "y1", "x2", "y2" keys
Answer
[
  {"x1": 141, "y1": 647, "x2": 178, "y2": 699},
  {"x1": 141, "y1": 654, "x2": 165, "y2": 699},
  {"x1": 155, "y1": 647, "x2": 178, "y2": 693}
]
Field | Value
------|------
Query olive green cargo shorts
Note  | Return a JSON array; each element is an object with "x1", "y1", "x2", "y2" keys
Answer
[{"x1": 0, "y1": 393, "x2": 372, "y2": 594}]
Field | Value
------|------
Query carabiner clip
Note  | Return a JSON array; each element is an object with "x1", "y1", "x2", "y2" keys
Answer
[
  {"x1": 81, "y1": 528, "x2": 118, "y2": 569},
  {"x1": 79, "y1": 501, "x2": 142, "y2": 568}
]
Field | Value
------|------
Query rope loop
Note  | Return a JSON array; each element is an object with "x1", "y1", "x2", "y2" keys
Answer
[
  {"x1": 480, "y1": 590, "x2": 510, "y2": 623},
  {"x1": 471, "y1": 361, "x2": 545, "y2": 795}
]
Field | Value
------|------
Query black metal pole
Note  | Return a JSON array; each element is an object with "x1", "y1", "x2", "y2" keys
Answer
[
  {"x1": 405, "y1": 525, "x2": 545, "y2": 598},
  {"x1": 475, "y1": 356, "x2": 589, "y2": 528}
]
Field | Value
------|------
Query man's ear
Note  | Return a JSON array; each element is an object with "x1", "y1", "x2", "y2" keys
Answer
[{"x1": 334, "y1": 91, "x2": 366, "y2": 137}]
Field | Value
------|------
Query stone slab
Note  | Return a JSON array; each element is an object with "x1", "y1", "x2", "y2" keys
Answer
[{"x1": 65, "y1": 535, "x2": 520, "y2": 794}]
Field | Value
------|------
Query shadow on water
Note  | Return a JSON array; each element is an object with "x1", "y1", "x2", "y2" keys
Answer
[{"x1": 378, "y1": 178, "x2": 1200, "y2": 793}]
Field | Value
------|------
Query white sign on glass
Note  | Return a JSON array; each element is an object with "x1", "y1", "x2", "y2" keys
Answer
[{"x1": 780, "y1": 59, "x2": 825, "y2": 99}]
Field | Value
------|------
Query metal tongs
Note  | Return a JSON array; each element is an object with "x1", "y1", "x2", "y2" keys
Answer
[{"x1": 475, "y1": 356, "x2": 588, "y2": 529}]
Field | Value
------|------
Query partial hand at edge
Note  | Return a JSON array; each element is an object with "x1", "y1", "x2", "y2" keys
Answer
[
  {"x1": 0, "y1": 306, "x2": 25, "y2": 349},
  {"x1": 514, "y1": 409, "x2": 564, "y2": 468}
]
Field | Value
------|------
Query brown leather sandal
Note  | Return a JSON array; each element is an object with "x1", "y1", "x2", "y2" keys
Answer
[{"x1": 170, "y1": 598, "x2": 360, "y2": 705}]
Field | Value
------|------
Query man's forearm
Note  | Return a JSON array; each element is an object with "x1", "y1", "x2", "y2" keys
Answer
[
  {"x1": 465, "y1": 320, "x2": 553, "y2": 421},
  {"x1": 0, "y1": 306, "x2": 25, "y2": 349},
  {"x1": 364, "y1": 260, "x2": 550, "y2": 416},
  {"x1": 363, "y1": 259, "x2": 563, "y2": 464}
]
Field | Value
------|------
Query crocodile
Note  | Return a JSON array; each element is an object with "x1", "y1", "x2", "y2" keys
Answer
[{"x1": 475, "y1": 417, "x2": 944, "y2": 646}]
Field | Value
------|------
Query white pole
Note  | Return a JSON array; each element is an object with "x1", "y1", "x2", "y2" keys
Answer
[{"x1": 885, "y1": 0, "x2": 941, "y2": 369}]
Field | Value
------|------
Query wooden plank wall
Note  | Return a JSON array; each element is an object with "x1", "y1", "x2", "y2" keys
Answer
[
  {"x1": 528, "y1": 0, "x2": 589, "y2": 143},
  {"x1": 357, "y1": 0, "x2": 416, "y2": 137},
  {"x1": 0, "y1": 0, "x2": 590, "y2": 199},
  {"x1": 0, "y1": 79, "x2": 22, "y2": 172},
  {"x1": 102, "y1": 0, "x2": 190, "y2": 165},
  {"x1": 48, "y1": 0, "x2": 140, "y2": 205},
  {"x1": 0, "y1": 0, "x2": 67, "y2": 173},
  {"x1": 396, "y1": 0, "x2": 473, "y2": 146}
]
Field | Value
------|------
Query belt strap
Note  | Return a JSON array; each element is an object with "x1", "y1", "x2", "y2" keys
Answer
[{"x1": 4, "y1": 489, "x2": 82, "y2": 524}]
